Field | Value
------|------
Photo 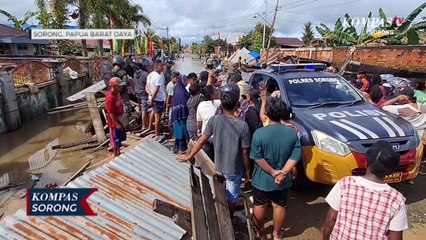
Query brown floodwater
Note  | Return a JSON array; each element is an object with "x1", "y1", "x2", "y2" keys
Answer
[{"x1": 0, "y1": 109, "x2": 105, "y2": 187}]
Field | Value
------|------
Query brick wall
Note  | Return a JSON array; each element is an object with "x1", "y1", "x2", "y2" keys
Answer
[{"x1": 261, "y1": 46, "x2": 426, "y2": 73}]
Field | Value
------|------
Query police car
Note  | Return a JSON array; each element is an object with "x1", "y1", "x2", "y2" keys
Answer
[{"x1": 249, "y1": 63, "x2": 423, "y2": 189}]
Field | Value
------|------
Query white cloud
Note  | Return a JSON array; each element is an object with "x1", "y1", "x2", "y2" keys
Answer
[{"x1": 1, "y1": 0, "x2": 425, "y2": 44}]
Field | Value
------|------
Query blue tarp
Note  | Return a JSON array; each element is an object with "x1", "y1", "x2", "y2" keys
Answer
[{"x1": 249, "y1": 51, "x2": 260, "y2": 59}]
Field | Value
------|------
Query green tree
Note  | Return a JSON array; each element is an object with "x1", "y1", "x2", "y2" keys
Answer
[
  {"x1": 301, "y1": 22, "x2": 314, "y2": 47},
  {"x1": 202, "y1": 35, "x2": 215, "y2": 54},
  {"x1": 316, "y1": 2, "x2": 426, "y2": 46},
  {"x1": 373, "y1": 3, "x2": 426, "y2": 45},
  {"x1": 237, "y1": 23, "x2": 274, "y2": 52},
  {"x1": 0, "y1": 9, "x2": 37, "y2": 31}
]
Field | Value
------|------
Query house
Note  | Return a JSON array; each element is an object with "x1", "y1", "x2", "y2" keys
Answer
[
  {"x1": 274, "y1": 37, "x2": 302, "y2": 48},
  {"x1": 0, "y1": 24, "x2": 49, "y2": 55},
  {"x1": 76, "y1": 39, "x2": 112, "y2": 56}
]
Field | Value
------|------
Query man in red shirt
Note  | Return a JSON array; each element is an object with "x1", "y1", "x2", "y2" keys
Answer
[{"x1": 105, "y1": 77, "x2": 126, "y2": 156}]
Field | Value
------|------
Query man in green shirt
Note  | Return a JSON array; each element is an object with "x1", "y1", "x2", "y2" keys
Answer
[{"x1": 250, "y1": 97, "x2": 301, "y2": 240}]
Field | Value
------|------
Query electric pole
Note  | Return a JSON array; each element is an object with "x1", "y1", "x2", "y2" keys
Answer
[
  {"x1": 265, "y1": 0, "x2": 279, "y2": 63},
  {"x1": 166, "y1": 27, "x2": 171, "y2": 57},
  {"x1": 262, "y1": 0, "x2": 268, "y2": 50}
]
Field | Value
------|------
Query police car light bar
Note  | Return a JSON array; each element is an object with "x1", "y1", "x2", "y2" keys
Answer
[{"x1": 271, "y1": 63, "x2": 326, "y2": 72}]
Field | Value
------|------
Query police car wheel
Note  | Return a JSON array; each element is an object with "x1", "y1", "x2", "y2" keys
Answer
[{"x1": 291, "y1": 161, "x2": 311, "y2": 192}]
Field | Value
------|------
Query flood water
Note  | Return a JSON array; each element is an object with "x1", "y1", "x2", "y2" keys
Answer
[
  {"x1": 0, "y1": 54, "x2": 204, "y2": 188},
  {"x1": 0, "y1": 109, "x2": 103, "y2": 187},
  {"x1": 173, "y1": 53, "x2": 206, "y2": 75}
]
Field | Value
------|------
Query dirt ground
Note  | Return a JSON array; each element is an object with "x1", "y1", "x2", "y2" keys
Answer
[{"x1": 235, "y1": 175, "x2": 426, "y2": 240}]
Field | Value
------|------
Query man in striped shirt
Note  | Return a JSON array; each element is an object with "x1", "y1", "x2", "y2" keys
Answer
[{"x1": 323, "y1": 141, "x2": 408, "y2": 240}]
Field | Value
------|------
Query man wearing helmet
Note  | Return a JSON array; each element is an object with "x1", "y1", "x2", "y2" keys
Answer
[
  {"x1": 177, "y1": 83, "x2": 251, "y2": 215},
  {"x1": 112, "y1": 55, "x2": 132, "y2": 113}
]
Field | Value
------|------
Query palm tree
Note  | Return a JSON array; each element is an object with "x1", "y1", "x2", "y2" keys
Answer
[
  {"x1": 0, "y1": 9, "x2": 37, "y2": 31},
  {"x1": 83, "y1": 0, "x2": 150, "y2": 55},
  {"x1": 301, "y1": 22, "x2": 314, "y2": 47}
]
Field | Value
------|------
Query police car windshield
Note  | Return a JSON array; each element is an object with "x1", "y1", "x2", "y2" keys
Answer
[{"x1": 282, "y1": 76, "x2": 363, "y2": 107}]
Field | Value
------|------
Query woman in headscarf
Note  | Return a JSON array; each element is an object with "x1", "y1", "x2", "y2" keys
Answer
[
  {"x1": 171, "y1": 74, "x2": 190, "y2": 153},
  {"x1": 368, "y1": 75, "x2": 388, "y2": 104}
]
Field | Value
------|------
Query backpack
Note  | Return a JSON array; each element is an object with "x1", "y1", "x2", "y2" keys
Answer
[{"x1": 244, "y1": 105, "x2": 263, "y2": 129}]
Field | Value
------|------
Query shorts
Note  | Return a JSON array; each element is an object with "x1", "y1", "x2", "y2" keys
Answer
[
  {"x1": 138, "y1": 96, "x2": 149, "y2": 112},
  {"x1": 224, "y1": 170, "x2": 243, "y2": 204},
  {"x1": 153, "y1": 101, "x2": 165, "y2": 114},
  {"x1": 252, "y1": 186, "x2": 288, "y2": 207},
  {"x1": 110, "y1": 128, "x2": 127, "y2": 149}
]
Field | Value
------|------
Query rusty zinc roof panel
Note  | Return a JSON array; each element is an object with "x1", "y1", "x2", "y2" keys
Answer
[{"x1": 0, "y1": 139, "x2": 191, "y2": 240}]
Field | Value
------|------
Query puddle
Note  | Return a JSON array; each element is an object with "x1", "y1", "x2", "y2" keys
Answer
[{"x1": 0, "y1": 109, "x2": 105, "y2": 187}]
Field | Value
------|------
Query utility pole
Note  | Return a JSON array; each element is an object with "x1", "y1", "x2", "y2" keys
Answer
[
  {"x1": 166, "y1": 27, "x2": 171, "y2": 57},
  {"x1": 262, "y1": 0, "x2": 268, "y2": 50},
  {"x1": 265, "y1": 0, "x2": 279, "y2": 64}
]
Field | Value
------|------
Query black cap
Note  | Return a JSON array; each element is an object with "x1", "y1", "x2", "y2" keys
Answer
[
  {"x1": 365, "y1": 141, "x2": 400, "y2": 178},
  {"x1": 397, "y1": 87, "x2": 415, "y2": 98}
]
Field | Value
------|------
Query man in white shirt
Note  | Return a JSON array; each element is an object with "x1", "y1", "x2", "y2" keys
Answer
[{"x1": 146, "y1": 60, "x2": 166, "y2": 138}]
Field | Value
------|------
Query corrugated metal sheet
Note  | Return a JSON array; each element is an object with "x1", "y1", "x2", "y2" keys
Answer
[{"x1": 0, "y1": 139, "x2": 192, "y2": 240}]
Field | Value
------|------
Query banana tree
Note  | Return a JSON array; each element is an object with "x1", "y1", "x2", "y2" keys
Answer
[
  {"x1": 373, "y1": 2, "x2": 426, "y2": 44},
  {"x1": 0, "y1": 9, "x2": 37, "y2": 31},
  {"x1": 316, "y1": 12, "x2": 373, "y2": 46}
]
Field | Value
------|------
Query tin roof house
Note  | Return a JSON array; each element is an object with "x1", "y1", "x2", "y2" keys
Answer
[{"x1": 0, "y1": 24, "x2": 49, "y2": 55}]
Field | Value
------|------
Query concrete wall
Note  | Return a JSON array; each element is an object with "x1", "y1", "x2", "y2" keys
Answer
[
  {"x1": 0, "y1": 97, "x2": 6, "y2": 135},
  {"x1": 14, "y1": 75, "x2": 89, "y2": 125},
  {"x1": 261, "y1": 46, "x2": 426, "y2": 73}
]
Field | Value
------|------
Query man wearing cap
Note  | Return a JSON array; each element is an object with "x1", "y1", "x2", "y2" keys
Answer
[
  {"x1": 106, "y1": 77, "x2": 127, "y2": 156},
  {"x1": 382, "y1": 87, "x2": 426, "y2": 142},
  {"x1": 112, "y1": 55, "x2": 132, "y2": 113},
  {"x1": 382, "y1": 87, "x2": 426, "y2": 175},
  {"x1": 134, "y1": 57, "x2": 153, "y2": 131},
  {"x1": 323, "y1": 141, "x2": 408, "y2": 240}
]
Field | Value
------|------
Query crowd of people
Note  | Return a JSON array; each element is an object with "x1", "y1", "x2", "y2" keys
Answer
[
  {"x1": 104, "y1": 54, "x2": 419, "y2": 239},
  {"x1": 343, "y1": 69, "x2": 426, "y2": 178}
]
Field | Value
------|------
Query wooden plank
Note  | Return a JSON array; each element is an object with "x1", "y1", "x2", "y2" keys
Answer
[
  {"x1": 91, "y1": 138, "x2": 109, "y2": 153},
  {"x1": 63, "y1": 162, "x2": 91, "y2": 186},
  {"x1": 152, "y1": 199, "x2": 192, "y2": 233},
  {"x1": 52, "y1": 139, "x2": 98, "y2": 150},
  {"x1": 213, "y1": 177, "x2": 235, "y2": 240},
  {"x1": 189, "y1": 166, "x2": 208, "y2": 240},
  {"x1": 200, "y1": 172, "x2": 221, "y2": 240},
  {"x1": 48, "y1": 102, "x2": 86, "y2": 112},
  {"x1": 47, "y1": 105, "x2": 87, "y2": 114},
  {"x1": 173, "y1": 213, "x2": 192, "y2": 235},
  {"x1": 86, "y1": 92, "x2": 107, "y2": 142},
  {"x1": 188, "y1": 141, "x2": 221, "y2": 177},
  {"x1": 244, "y1": 200, "x2": 256, "y2": 240}
]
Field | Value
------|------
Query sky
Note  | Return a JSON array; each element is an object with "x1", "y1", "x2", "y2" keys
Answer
[{"x1": 0, "y1": 0, "x2": 425, "y2": 44}]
